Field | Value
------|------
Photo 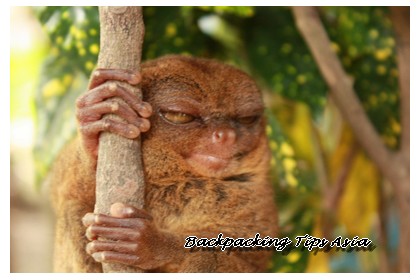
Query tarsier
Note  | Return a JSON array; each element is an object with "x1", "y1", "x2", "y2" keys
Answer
[{"x1": 50, "y1": 55, "x2": 279, "y2": 272}]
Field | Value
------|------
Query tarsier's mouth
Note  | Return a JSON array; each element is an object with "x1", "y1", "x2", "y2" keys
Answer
[
  {"x1": 186, "y1": 153, "x2": 231, "y2": 172},
  {"x1": 184, "y1": 148, "x2": 251, "y2": 175}
]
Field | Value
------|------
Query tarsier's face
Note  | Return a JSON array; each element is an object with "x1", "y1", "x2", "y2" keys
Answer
[{"x1": 141, "y1": 56, "x2": 267, "y2": 178}]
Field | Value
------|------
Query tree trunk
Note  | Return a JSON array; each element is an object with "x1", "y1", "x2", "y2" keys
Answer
[
  {"x1": 95, "y1": 6, "x2": 145, "y2": 273},
  {"x1": 292, "y1": 6, "x2": 410, "y2": 272},
  {"x1": 389, "y1": 7, "x2": 410, "y2": 272}
]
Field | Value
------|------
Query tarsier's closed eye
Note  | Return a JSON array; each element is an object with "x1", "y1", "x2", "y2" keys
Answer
[
  {"x1": 237, "y1": 115, "x2": 261, "y2": 125},
  {"x1": 160, "y1": 110, "x2": 196, "y2": 124}
]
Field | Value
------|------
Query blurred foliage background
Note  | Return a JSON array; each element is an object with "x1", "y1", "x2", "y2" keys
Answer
[{"x1": 10, "y1": 6, "x2": 402, "y2": 272}]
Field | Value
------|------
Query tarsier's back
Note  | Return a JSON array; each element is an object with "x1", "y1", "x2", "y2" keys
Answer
[{"x1": 51, "y1": 55, "x2": 278, "y2": 272}]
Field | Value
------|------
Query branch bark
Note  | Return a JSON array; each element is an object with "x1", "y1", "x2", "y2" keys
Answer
[
  {"x1": 390, "y1": 7, "x2": 410, "y2": 163},
  {"x1": 292, "y1": 6, "x2": 410, "y2": 272},
  {"x1": 292, "y1": 7, "x2": 394, "y2": 176},
  {"x1": 95, "y1": 6, "x2": 145, "y2": 273},
  {"x1": 327, "y1": 141, "x2": 357, "y2": 213},
  {"x1": 389, "y1": 6, "x2": 410, "y2": 272},
  {"x1": 319, "y1": 130, "x2": 358, "y2": 241}
]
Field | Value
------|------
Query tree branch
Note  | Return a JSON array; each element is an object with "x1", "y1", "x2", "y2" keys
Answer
[
  {"x1": 95, "y1": 6, "x2": 145, "y2": 273},
  {"x1": 390, "y1": 7, "x2": 410, "y2": 164},
  {"x1": 389, "y1": 7, "x2": 410, "y2": 272},
  {"x1": 322, "y1": 134, "x2": 357, "y2": 241},
  {"x1": 327, "y1": 141, "x2": 357, "y2": 212},
  {"x1": 291, "y1": 7, "x2": 399, "y2": 190},
  {"x1": 292, "y1": 6, "x2": 410, "y2": 272}
]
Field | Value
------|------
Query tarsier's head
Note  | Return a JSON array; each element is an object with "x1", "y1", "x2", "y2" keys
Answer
[{"x1": 140, "y1": 55, "x2": 270, "y2": 180}]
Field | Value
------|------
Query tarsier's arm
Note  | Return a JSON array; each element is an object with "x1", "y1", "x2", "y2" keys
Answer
[{"x1": 50, "y1": 69, "x2": 151, "y2": 272}]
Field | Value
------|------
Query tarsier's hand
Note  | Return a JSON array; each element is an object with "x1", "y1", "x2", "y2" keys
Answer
[
  {"x1": 82, "y1": 203, "x2": 175, "y2": 270},
  {"x1": 76, "y1": 69, "x2": 153, "y2": 159}
]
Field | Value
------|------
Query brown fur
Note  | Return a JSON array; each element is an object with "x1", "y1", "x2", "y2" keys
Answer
[{"x1": 50, "y1": 55, "x2": 278, "y2": 272}]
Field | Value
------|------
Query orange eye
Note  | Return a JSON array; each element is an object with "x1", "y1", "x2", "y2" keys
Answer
[{"x1": 160, "y1": 111, "x2": 196, "y2": 124}]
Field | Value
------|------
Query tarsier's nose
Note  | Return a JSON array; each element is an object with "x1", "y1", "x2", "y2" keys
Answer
[{"x1": 212, "y1": 128, "x2": 237, "y2": 146}]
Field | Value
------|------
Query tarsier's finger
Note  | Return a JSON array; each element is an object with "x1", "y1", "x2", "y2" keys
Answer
[
  {"x1": 77, "y1": 99, "x2": 144, "y2": 128},
  {"x1": 137, "y1": 101, "x2": 153, "y2": 118},
  {"x1": 87, "y1": 225, "x2": 141, "y2": 241},
  {"x1": 80, "y1": 119, "x2": 141, "y2": 140},
  {"x1": 77, "y1": 82, "x2": 152, "y2": 118},
  {"x1": 89, "y1": 69, "x2": 141, "y2": 89},
  {"x1": 91, "y1": 251, "x2": 139, "y2": 266},
  {"x1": 110, "y1": 202, "x2": 153, "y2": 219},
  {"x1": 86, "y1": 240, "x2": 137, "y2": 255},
  {"x1": 82, "y1": 213, "x2": 150, "y2": 228}
]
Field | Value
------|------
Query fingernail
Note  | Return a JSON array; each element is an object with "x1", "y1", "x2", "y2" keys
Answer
[
  {"x1": 86, "y1": 242, "x2": 94, "y2": 254},
  {"x1": 127, "y1": 125, "x2": 140, "y2": 138},
  {"x1": 130, "y1": 73, "x2": 141, "y2": 84},
  {"x1": 139, "y1": 120, "x2": 151, "y2": 132},
  {"x1": 140, "y1": 103, "x2": 153, "y2": 118},
  {"x1": 110, "y1": 202, "x2": 125, "y2": 216},
  {"x1": 85, "y1": 226, "x2": 94, "y2": 240},
  {"x1": 122, "y1": 207, "x2": 134, "y2": 216},
  {"x1": 82, "y1": 213, "x2": 95, "y2": 226},
  {"x1": 92, "y1": 252, "x2": 103, "y2": 262}
]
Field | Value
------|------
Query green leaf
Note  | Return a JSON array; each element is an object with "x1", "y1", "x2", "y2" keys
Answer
[
  {"x1": 242, "y1": 7, "x2": 327, "y2": 115},
  {"x1": 320, "y1": 7, "x2": 400, "y2": 148}
]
